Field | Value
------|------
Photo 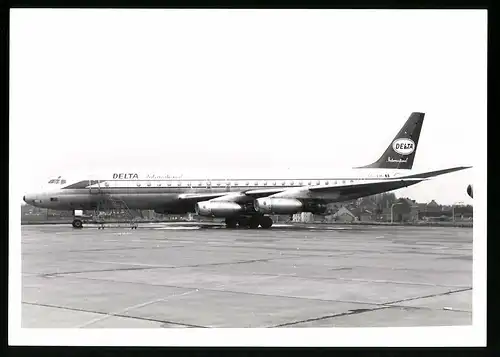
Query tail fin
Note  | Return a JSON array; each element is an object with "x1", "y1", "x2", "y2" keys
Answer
[{"x1": 357, "y1": 112, "x2": 425, "y2": 170}]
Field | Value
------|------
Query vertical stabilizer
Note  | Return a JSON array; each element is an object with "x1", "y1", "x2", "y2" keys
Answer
[{"x1": 357, "y1": 112, "x2": 424, "y2": 169}]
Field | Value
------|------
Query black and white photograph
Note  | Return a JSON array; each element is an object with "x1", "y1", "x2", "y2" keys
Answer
[{"x1": 9, "y1": 9, "x2": 486, "y2": 346}]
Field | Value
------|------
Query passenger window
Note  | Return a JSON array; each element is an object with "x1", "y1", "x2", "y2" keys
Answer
[
  {"x1": 147, "y1": 182, "x2": 151, "y2": 187},
  {"x1": 316, "y1": 180, "x2": 320, "y2": 185},
  {"x1": 254, "y1": 181, "x2": 258, "y2": 186},
  {"x1": 50, "y1": 197, "x2": 58, "y2": 201},
  {"x1": 177, "y1": 182, "x2": 181, "y2": 186},
  {"x1": 105, "y1": 182, "x2": 109, "y2": 187},
  {"x1": 325, "y1": 181, "x2": 329, "y2": 185},
  {"x1": 264, "y1": 182, "x2": 268, "y2": 186},
  {"x1": 167, "y1": 182, "x2": 171, "y2": 186}
]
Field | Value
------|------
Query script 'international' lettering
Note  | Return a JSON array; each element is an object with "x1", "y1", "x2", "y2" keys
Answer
[
  {"x1": 387, "y1": 157, "x2": 408, "y2": 163},
  {"x1": 146, "y1": 174, "x2": 184, "y2": 179},
  {"x1": 113, "y1": 173, "x2": 139, "y2": 179}
]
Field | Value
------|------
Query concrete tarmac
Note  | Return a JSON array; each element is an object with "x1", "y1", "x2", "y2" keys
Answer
[{"x1": 21, "y1": 223, "x2": 472, "y2": 328}]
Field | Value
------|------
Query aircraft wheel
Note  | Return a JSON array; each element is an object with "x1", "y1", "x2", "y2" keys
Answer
[
  {"x1": 259, "y1": 216, "x2": 273, "y2": 229},
  {"x1": 225, "y1": 218, "x2": 238, "y2": 229},
  {"x1": 249, "y1": 216, "x2": 260, "y2": 229},
  {"x1": 72, "y1": 219, "x2": 83, "y2": 229},
  {"x1": 237, "y1": 217, "x2": 250, "y2": 228}
]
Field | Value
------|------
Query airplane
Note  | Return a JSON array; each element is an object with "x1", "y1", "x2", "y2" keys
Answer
[{"x1": 23, "y1": 112, "x2": 471, "y2": 229}]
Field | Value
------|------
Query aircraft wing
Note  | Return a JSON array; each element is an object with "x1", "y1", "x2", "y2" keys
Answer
[
  {"x1": 398, "y1": 166, "x2": 472, "y2": 179},
  {"x1": 177, "y1": 188, "x2": 287, "y2": 202},
  {"x1": 303, "y1": 166, "x2": 470, "y2": 197},
  {"x1": 304, "y1": 178, "x2": 424, "y2": 198},
  {"x1": 176, "y1": 180, "x2": 422, "y2": 205},
  {"x1": 177, "y1": 166, "x2": 470, "y2": 203},
  {"x1": 178, "y1": 192, "x2": 232, "y2": 201}
]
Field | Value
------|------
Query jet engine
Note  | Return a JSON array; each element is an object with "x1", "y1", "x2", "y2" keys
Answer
[
  {"x1": 195, "y1": 201, "x2": 243, "y2": 217},
  {"x1": 254, "y1": 198, "x2": 303, "y2": 214},
  {"x1": 467, "y1": 184, "x2": 473, "y2": 198}
]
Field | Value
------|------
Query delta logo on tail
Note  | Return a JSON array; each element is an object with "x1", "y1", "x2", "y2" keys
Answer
[{"x1": 392, "y1": 138, "x2": 415, "y2": 155}]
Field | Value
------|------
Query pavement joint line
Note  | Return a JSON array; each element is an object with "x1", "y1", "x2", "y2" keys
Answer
[
  {"x1": 38, "y1": 266, "x2": 164, "y2": 277},
  {"x1": 380, "y1": 287, "x2": 472, "y2": 305},
  {"x1": 66, "y1": 247, "x2": 145, "y2": 253},
  {"x1": 271, "y1": 306, "x2": 392, "y2": 327},
  {"x1": 30, "y1": 271, "x2": 469, "y2": 306},
  {"x1": 74, "y1": 289, "x2": 201, "y2": 328},
  {"x1": 45, "y1": 261, "x2": 470, "y2": 289},
  {"x1": 31, "y1": 257, "x2": 291, "y2": 277},
  {"x1": 199, "y1": 268, "x2": 471, "y2": 289},
  {"x1": 74, "y1": 259, "x2": 175, "y2": 268},
  {"x1": 51, "y1": 274, "x2": 390, "y2": 306},
  {"x1": 22, "y1": 301, "x2": 205, "y2": 328}
]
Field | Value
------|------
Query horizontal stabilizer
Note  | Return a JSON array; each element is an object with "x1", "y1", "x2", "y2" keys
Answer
[{"x1": 402, "y1": 166, "x2": 472, "y2": 179}]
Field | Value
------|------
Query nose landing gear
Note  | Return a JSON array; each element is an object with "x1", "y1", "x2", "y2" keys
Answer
[{"x1": 72, "y1": 219, "x2": 83, "y2": 229}]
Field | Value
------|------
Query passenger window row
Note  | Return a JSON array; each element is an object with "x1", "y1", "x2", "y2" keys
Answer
[{"x1": 100, "y1": 179, "x2": 362, "y2": 187}]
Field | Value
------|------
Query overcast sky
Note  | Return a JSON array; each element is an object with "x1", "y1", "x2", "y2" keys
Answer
[{"x1": 10, "y1": 9, "x2": 486, "y2": 204}]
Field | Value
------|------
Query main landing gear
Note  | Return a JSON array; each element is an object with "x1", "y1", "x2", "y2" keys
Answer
[
  {"x1": 225, "y1": 216, "x2": 273, "y2": 229},
  {"x1": 72, "y1": 219, "x2": 83, "y2": 229}
]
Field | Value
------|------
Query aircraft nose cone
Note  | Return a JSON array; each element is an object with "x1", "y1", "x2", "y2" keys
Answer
[{"x1": 23, "y1": 193, "x2": 36, "y2": 205}]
